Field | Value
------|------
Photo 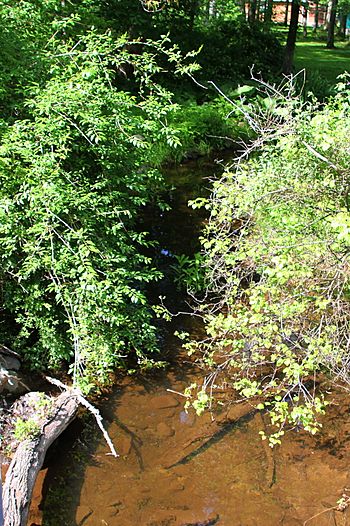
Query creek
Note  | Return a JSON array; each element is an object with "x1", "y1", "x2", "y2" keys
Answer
[{"x1": 30, "y1": 155, "x2": 350, "y2": 526}]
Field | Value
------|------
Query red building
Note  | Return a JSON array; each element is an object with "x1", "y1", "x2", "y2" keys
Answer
[{"x1": 272, "y1": 1, "x2": 327, "y2": 26}]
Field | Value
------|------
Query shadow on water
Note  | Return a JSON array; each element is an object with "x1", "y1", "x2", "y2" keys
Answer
[{"x1": 166, "y1": 410, "x2": 257, "y2": 469}]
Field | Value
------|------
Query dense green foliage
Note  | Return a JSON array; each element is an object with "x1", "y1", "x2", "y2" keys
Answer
[
  {"x1": 184, "y1": 76, "x2": 350, "y2": 444},
  {"x1": 0, "y1": 0, "x2": 287, "y2": 392},
  {"x1": 0, "y1": 7, "x2": 202, "y2": 390},
  {"x1": 3, "y1": 0, "x2": 348, "y2": 403},
  {"x1": 170, "y1": 19, "x2": 283, "y2": 85}
]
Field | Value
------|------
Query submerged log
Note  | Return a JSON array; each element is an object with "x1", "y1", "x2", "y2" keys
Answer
[{"x1": 3, "y1": 390, "x2": 80, "y2": 526}]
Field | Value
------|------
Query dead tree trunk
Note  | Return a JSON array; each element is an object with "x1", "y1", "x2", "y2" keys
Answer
[
  {"x1": 324, "y1": 0, "x2": 332, "y2": 28},
  {"x1": 338, "y1": 12, "x2": 346, "y2": 37},
  {"x1": 2, "y1": 391, "x2": 80, "y2": 526},
  {"x1": 264, "y1": 0, "x2": 273, "y2": 24},
  {"x1": 313, "y1": 0, "x2": 319, "y2": 33},
  {"x1": 208, "y1": 0, "x2": 217, "y2": 17},
  {"x1": 248, "y1": 0, "x2": 257, "y2": 23},
  {"x1": 302, "y1": 4, "x2": 308, "y2": 36}
]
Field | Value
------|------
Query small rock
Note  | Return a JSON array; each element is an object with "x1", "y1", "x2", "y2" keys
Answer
[
  {"x1": 179, "y1": 514, "x2": 219, "y2": 526},
  {"x1": 156, "y1": 422, "x2": 175, "y2": 439},
  {"x1": 159, "y1": 408, "x2": 176, "y2": 419},
  {"x1": 0, "y1": 369, "x2": 18, "y2": 394},
  {"x1": 0, "y1": 355, "x2": 20, "y2": 371},
  {"x1": 168, "y1": 478, "x2": 185, "y2": 492},
  {"x1": 179, "y1": 411, "x2": 196, "y2": 426},
  {"x1": 146, "y1": 512, "x2": 177, "y2": 526},
  {"x1": 0, "y1": 369, "x2": 28, "y2": 395}
]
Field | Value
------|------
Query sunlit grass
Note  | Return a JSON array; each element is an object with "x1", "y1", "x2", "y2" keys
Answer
[
  {"x1": 295, "y1": 40, "x2": 350, "y2": 81},
  {"x1": 272, "y1": 25, "x2": 350, "y2": 82}
]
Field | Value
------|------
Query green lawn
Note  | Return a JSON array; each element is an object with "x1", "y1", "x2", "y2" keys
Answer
[{"x1": 294, "y1": 40, "x2": 350, "y2": 82}]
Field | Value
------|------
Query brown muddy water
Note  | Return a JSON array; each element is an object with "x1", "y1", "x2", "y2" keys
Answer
[{"x1": 31, "y1": 155, "x2": 350, "y2": 526}]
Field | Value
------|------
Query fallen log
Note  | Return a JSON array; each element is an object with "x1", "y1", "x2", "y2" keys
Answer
[{"x1": 3, "y1": 390, "x2": 80, "y2": 526}]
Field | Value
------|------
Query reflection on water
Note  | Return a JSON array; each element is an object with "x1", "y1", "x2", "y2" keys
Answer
[{"x1": 36, "y1": 154, "x2": 350, "y2": 526}]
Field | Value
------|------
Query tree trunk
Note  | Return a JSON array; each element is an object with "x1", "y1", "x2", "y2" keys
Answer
[
  {"x1": 303, "y1": 4, "x2": 308, "y2": 36},
  {"x1": 2, "y1": 391, "x2": 80, "y2": 526},
  {"x1": 313, "y1": 0, "x2": 319, "y2": 33},
  {"x1": 257, "y1": 0, "x2": 261, "y2": 21},
  {"x1": 248, "y1": 0, "x2": 257, "y2": 23},
  {"x1": 188, "y1": 0, "x2": 199, "y2": 30},
  {"x1": 324, "y1": 0, "x2": 332, "y2": 28},
  {"x1": 208, "y1": 0, "x2": 216, "y2": 17},
  {"x1": 265, "y1": 0, "x2": 274, "y2": 23},
  {"x1": 283, "y1": 0, "x2": 301, "y2": 74},
  {"x1": 338, "y1": 12, "x2": 346, "y2": 37},
  {"x1": 284, "y1": 0, "x2": 290, "y2": 26},
  {"x1": 326, "y1": 0, "x2": 338, "y2": 48}
]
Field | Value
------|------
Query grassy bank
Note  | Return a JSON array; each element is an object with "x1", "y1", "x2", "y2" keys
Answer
[
  {"x1": 273, "y1": 25, "x2": 350, "y2": 80},
  {"x1": 295, "y1": 40, "x2": 350, "y2": 82}
]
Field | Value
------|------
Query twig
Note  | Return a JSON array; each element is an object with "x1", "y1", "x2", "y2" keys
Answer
[
  {"x1": 166, "y1": 388, "x2": 189, "y2": 398},
  {"x1": 46, "y1": 376, "x2": 119, "y2": 457},
  {"x1": 302, "y1": 140, "x2": 339, "y2": 171},
  {"x1": 303, "y1": 506, "x2": 335, "y2": 525},
  {"x1": 77, "y1": 396, "x2": 119, "y2": 457}
]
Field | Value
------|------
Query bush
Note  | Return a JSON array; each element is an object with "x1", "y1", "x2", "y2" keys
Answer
[
  {"x1": 150, "y1": 96, "x2": 249, "y2": 164},
  {"x1": 0, "y1": 27, "x2": 198, "y2": 392},
  {"x1": 197, "y1": 20, "x2": 283, "y2": 83},
  {"x1": 184, "y1": 75, "x2": 350, "y2": 445}
]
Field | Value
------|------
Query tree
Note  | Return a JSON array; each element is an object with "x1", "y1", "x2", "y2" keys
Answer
[
  {"x1": 302, "y1": 2, "x2": 308, "y2": 36},
  {"x1": 0, "y1": 14, "x2": 200, "y2": 391},
  {"x1": 313, "y1": 0, "x2": 320, "y2": 32},
  {"x1": 283, "y1": 0, "x2": 301, "y2": 74},
  {"x1": 326, "y1": 0, "x2": 338, "y2": 47},
  {"x1": 264, "y1": 0, "x2": 274, "y2": 24},
  {"x1": 284, "y1": 0, "x2": 290, "y2": 26},
  {"x1": 208, "y1": 0, "x2": 217, "y2": 17},
  {"x1": 337, "y1": 0, "x2": 350, "y2": 36},
  {"x1": 248, "y1": 0, "x2": 257, "y2": 22}
]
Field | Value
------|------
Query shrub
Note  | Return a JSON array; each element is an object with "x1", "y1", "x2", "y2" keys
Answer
[
  {"x1": 0, "y1": 27, "x2": 197, "y2": 392},
  {"x1": 14, "y1": 418, "x2": 40, "y2": 441},
  {"x1": 184, "y1": 74, "x2": 350, "y2": 445},
  {"x1": 162, "y1": 19, "x2": 283, "y2": 88}
]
